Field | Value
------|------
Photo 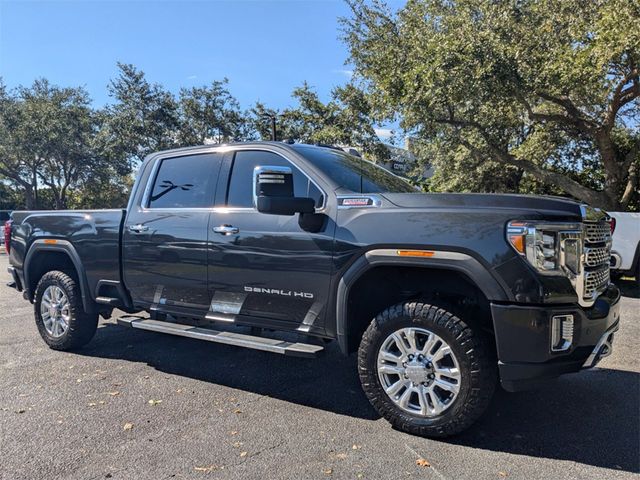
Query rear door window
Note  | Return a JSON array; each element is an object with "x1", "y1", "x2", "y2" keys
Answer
[{"x1": 148, "y1": 153, "x2": 223, "y2": 208}]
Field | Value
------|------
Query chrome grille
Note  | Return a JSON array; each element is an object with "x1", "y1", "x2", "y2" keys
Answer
[
  {"x1": 584, "y1": 265, "x2": 610, "y2": 300},
  {"x1": 584, "y1": 222, "x2": 611, "y2": 244},
  {"x1": 585, "y1": 246, "x2": 610, "y2": 268},
  {"x1": 581, "y1": 218, "x2": 611, "y2": 302}
]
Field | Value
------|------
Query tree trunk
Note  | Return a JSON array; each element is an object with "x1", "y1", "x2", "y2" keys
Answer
[
  {"x1": 23, "y1": 185, "x2": 35, "y2": 210},
  {"x1": 32, "y1": 167, "x2": 39, "y2": 210},
  {"x1": 594, "y1": 131, "x2": 625, "y2": 210}
]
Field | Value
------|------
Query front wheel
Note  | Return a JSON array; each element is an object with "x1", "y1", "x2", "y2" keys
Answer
[
  {"x1": 34, "y1": 271, "x2": 98, "y2": 350},
  {"x1": 358, "y1": 301, "x2": 496, "y2": 437}
]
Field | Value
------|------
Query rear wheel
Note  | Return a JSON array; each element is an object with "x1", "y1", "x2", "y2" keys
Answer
[
  {"x1": 34, "y1": 271, "x2": 98, "y2": 350},
  {"x1": 358, "y1": 301, "x2": 496, "y2": 437}
]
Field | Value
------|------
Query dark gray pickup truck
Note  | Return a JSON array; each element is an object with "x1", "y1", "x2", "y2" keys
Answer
[{"x1": 5, "y1": 142, "x2": 621, "y2": 437}]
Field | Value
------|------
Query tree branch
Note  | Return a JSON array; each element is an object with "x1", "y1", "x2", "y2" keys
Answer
[
  {"x1": 535, "y1": 92, "x2": 598, "y2": 135},
  {"x1": 606, "y1": 67, "x2": 639, "y2": 129},
  {"x1": 515, "y1": 93, "x2": 587, "y2": 130},
  {"x1": 435, "y1": 115, "x2": 608, "y2": 206}
]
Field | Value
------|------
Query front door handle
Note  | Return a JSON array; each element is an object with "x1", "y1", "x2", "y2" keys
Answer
[
  {"x1": 213, "y1": 224, "x2": 240, "y2": 235},
  {"x1": 128, "y1": 224, "x2": 149, "y2": 233}
]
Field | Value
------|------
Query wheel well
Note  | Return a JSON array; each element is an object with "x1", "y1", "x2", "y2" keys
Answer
[
  {"x1": 345, "y1": 266, "x2": 494, "y2": 354},
  {"x1": 27, "y1": 250, "x2": 79, "y2": 294}
]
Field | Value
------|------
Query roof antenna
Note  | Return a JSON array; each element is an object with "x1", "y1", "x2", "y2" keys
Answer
[{"x1": 260, "y1": 114, "x2": 277, "y2": 141}]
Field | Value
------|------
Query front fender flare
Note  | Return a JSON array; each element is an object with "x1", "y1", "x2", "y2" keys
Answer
[{"x1": 335, "y1": 248, "x2": 511, "y2": 354}]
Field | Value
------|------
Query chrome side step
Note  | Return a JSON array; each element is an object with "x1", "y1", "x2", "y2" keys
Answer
[{"x1": 116, "y1": 316, "x2": 324, "y2": 358}]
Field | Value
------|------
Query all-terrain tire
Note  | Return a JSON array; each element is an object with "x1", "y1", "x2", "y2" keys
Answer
[
  {"x1": 358, "y1": 301, "x2": 496, "y2": 437},
  {"x1": 34, "y1": 270, "x2": 98, "y2": 350}
]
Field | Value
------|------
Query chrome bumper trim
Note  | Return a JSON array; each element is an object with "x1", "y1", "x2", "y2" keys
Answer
[{"x1": 583, "y1": 323, "x2": 619, "y2": 369}]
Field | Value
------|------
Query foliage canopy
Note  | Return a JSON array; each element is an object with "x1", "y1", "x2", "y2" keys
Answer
[{"x1": 342, "y1": 0, "x2": 640, "y2": 209}]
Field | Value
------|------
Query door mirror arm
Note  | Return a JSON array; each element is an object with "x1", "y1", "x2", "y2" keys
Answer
[{"x1": 298, "y1": 212, "x2": 326, "y2": 233}]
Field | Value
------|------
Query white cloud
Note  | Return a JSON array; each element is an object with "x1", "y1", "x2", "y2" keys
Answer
[
  {"x1": 186, "y1": 75, "x2": 198, "y2": 80},
  {"x1": 375, "y1": 128, "x2": 394, "y2": 139},
  {"x1": 333, "y1": 69, "x2": 354, "y2": 78}
]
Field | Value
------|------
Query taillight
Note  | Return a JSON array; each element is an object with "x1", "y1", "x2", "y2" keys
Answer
[
  {"x1": 4, "y1": 220, "x2": 11, "y2": 254},
  {"x1": 608, "y1": 217, "x2": 616, "y2": 235}
]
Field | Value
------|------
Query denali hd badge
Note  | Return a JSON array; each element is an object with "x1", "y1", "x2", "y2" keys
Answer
[
  {"x1": 244, "y1": 286, "x2": 314, "y2": 299},
  {"x1": 338, "y1": 197, "x2": 374, "y2": 207}
]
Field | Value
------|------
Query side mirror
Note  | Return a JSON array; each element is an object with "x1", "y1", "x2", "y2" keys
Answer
[{"x1": 253, "y1": 166, "x2": 315, "y2": 216}]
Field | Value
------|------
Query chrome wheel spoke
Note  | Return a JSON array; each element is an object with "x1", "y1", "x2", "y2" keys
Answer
[
  {"x1": 434, "y1": 377, "x2": 459, "y2": 394},
  {"x1": 431, "y1": 344, "x2": 451, "y2": 363},
  {"x1": 403, "y1": 328, "x2": 418, "y2": 352},
  {"x1": 420, "y1": 333, "x2": 437, "y2": 357},
  {"x1": 385, "y1": 379, "x2": 408, "y2": 397},
  {"x1": 434, "y1": 365, "x2": 460, "y2": 378},
  {"x1": 397, "y1": 386, "x2": 414, "y2": 409},
  {"x1": 379, "y1": 350, "x2": 402, "y2": 364},
  {"x1": 391, "y1": 333, "x2": 410, "y2": 357},
  {"x1": 42, "y1": 313, "x2": 53, "y2": 330},
  {"x1": 378, "y1": 364, "x2": 405, "y2": 375},
  {"x1": 417, "y1": 386, "x2": 430, "y2": 416},
  {"x1": 427, "y1": 390, "x2": 445, "y2": 415}
]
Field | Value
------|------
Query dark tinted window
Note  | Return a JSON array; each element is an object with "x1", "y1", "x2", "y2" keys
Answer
[
  {"x1": 0, "y1": 211, "x2": 10, "y2": 222},
  {"x1": 148, "y1": 153, "x2": 222, "y2": 208},
  {"x1": 227, "y1": 150, "x2": 324, "y2": 208},
  {"x1": 292, "y1": 145, "x2": 416, "y2": 194}
]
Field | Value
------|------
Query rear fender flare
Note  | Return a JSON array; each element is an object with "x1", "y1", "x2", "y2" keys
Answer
[{"x1": 24, "y1": 239, "x2": 94, "y2": 313}]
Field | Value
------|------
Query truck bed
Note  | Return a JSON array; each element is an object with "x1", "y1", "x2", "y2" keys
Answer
[{"x1": 9, "y1": 209, "x2": 126, "y2": 302}]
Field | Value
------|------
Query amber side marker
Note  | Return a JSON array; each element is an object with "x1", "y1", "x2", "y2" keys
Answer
[
  {"x1": 397, "y1": 250, "x2": 435, "y2": 258},
  {"x1": 508, "y1": 235, "x2": 525, "y2": 254},
  {"x1": 43, "y1": 239, "x2": 58, "y2": 245}
]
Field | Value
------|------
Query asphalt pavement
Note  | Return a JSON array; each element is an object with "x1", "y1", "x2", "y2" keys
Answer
[{"x1": 0, "y1": 253, "x2": 638, "y2": 480}]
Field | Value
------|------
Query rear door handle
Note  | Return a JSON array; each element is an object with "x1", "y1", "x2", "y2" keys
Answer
[
  {"x1": 213, "y1": 225, "x2": 239, "y2": 235},
  {"x1": 128, "y1": 224, "x2": 149, "y2": 233}
]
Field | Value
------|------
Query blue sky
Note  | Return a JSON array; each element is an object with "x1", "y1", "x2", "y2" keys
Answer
[{"x1": 0, "y1": 0, "x2": 396, "y2": 117}]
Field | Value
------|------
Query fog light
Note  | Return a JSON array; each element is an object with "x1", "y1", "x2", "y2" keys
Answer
[{"x1": 551, "y1": 315, "x2": 574, "y2": 352}]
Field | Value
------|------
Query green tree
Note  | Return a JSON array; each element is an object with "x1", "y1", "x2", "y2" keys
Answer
[
  {"x1": 68, "y1": 169, "x2": 133, "y2": 209},
  {"x1": 0, "y1": 181, "x2": 22, "y2": 210},
  {"x1": 177, "y1": 79, "x2": 249, "y2": 144},
  {"x1": 0, "y1": 79, "x2": 99, "y2": 209},
  {"x1": 251, "y1": 82, "x2": 390, "y2": 161},
  {"x1": 0, "y1": 79, "x2": 43, "y2": 208},
  {"x1": 102, "y1": 63, "x2": 180, "y2": 166},
  {"x1": 343, "y1": 0, "x2": 640, "y2": 210}
]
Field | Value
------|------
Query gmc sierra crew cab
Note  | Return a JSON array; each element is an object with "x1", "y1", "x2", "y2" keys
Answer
[{"x1": 5, "y1": 142, "x2": 621, "y2": 437}]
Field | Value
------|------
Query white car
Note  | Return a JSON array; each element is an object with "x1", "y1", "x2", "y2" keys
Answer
[{"x1": 609, "y1": 211, "x2": 640, "y2": 285}]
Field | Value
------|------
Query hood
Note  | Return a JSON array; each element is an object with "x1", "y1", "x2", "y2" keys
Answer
[{"x1": 381, "y1": 192, "x2": 585, "y2": 219}]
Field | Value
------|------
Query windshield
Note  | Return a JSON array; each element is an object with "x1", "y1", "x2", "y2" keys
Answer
[{"x1": 292, "y1": 145, "x2": 416, "y2": 194}]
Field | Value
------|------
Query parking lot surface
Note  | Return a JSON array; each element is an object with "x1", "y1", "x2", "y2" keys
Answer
[{"x1": 0, "y1": 253, "x2": 638, "y2": 479}]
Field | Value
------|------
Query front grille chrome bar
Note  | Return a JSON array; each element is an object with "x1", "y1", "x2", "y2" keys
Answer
[{"x1": 575, "y1": 206, "x2": 612, "y2": 307}]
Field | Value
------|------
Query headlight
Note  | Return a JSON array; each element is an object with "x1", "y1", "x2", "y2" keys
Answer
[{"x1": 507, "y1": 221, "x2": 583, "y2": 275}]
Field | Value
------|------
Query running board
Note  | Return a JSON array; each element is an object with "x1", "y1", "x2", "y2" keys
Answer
[{"x1": 116, "y1": 316, "x2": 323, "y2": 358}]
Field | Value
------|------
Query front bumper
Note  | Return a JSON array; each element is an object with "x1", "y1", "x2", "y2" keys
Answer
[{"x1": 492, "y1": 284, "x2": 621, "y2": 392}]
